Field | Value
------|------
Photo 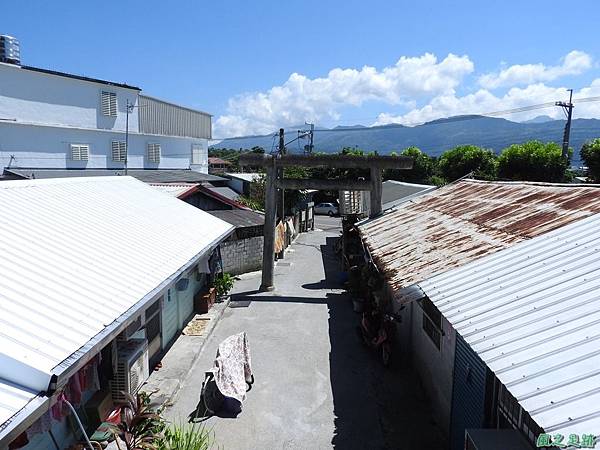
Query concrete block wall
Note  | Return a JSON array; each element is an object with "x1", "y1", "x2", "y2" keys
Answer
[{"x1": 221, "y1": 236, "x2": 263, "y2": 275}]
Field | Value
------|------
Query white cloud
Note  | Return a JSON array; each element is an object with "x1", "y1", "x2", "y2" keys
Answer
[
  {"x1": 478, "y1": 50, "x2": 592, "y2": 89},
  {"x1": 214, "y1": 50, "x2": 599, "y2": 138},
  {"x1": 374, "y1": 79, "x2": 600, "y2": 126},
  {"x1": 214, "y1": 53, "x2": 474, "y2": 137}
]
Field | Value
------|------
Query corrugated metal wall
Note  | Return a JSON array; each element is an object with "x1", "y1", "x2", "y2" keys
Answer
[
  {"x1": 450, "y1": 335, "x2": 487, "y2": 450},
  {"x1": 138, "y1": 95, "x2": 212, "y2": 139}
]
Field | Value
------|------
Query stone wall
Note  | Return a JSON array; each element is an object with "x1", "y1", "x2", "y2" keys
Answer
[{"x1": 220, "y1": 236, "x2": 263, "y2": 275}]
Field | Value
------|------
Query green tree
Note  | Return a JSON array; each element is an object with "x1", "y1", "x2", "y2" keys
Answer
[
  {"x1": 498, "y1": 140, "x2": 570, "y2": 182},
  {"x1": 581, "y1": 138, "x2": 600, "y2": 182},
  {"x1": 438, "y1": 145, "x2": 497, "y2": 182},
  {"x1": 385, "y1": 147, "x2": 436, "y2": 184}
]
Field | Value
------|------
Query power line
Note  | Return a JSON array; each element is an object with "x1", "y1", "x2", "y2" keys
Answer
[
  {"x1": 214, "y1": 94, "x2": 600, "y2": 141},
  {"x1": 3, "y1": 95, "x2": 600, "y2": 162}
]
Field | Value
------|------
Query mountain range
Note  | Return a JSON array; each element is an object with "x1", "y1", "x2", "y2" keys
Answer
[{"x1": 212, "y1": 116, "x2": 600, "y2": 166}]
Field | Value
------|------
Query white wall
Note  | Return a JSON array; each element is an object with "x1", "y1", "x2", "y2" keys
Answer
[
  {"x1": 409, "y1": 300, "x2": 456, "y2": 436},
  {"x1": 0, "y1": 121, "x2": 208, "y2": 171},
  {"x1": 0, "y1": 63, "x2": 139, "y2": 132}
]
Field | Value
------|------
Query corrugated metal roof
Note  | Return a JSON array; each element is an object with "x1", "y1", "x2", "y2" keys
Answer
[
  {"x1": 225, "y1": 172, "x2": 261, "y2": 182},
  {"x1": 0, "y1": 381, "x2": 36, "y2": 429},
  {"x1": 359, "y1": 179, "x2": 600, "y2": 295},
  {"x1": 381, "y1": 180, "x2": 436, "y2": 209},
  {"x1": 204, "y1": 186, "x2": 241, "y2": 201},
  {"x1": 150, "y1": 183, "x2": 199, "y2": 198},
  {"x1": 208, "y1": 157, "x2": 232, "y2": 165},
  {"x1": 419, "y1": 213, "x2": 600, "y2": 436},
  {"x1": 208, "y1": 209, "x2": 265, "y2": 228},
  {"x1": 0, "y1": 176, "x2": 233, "y2": 433},
  {"x1": 0, "y1": 380, "x2": 47, "y2": 441}
]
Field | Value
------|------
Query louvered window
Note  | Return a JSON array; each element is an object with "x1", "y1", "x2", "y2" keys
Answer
[
  {"x1": 70, "y1": 144, "x2": 90, "y2": 161},
  {"x1": 101, "y1": 91, "x2": 117, "y2": 116},
  {"x1": 111, "y1": 141, "x2": 127, "y2": 162},
  {"x1": 147, "y1": 143, "x2": 161, "y2": 163}
]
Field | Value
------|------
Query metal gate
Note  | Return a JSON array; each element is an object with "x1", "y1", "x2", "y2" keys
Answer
[{"x1": 450, "y1": 335, "x2": 487, "y2": 450}]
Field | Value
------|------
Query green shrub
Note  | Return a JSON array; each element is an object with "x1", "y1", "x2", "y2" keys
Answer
[
  {"x1": 158, "y1": 422, "x2": 216, "y2": 450},
  {"x1": 437, "y1": 145, "x2": 497, "y2": 182},
  {"x1": 214, "y1": 273, "x2": 234, "y2": 297},
  {"x1": 581, "y1": 138, "x2": 600, "y2": 182},
  {"x1": 385, "y1": 147, "x2": 436, "y2": 184},
  {"x1": 498, "y1": 140, "x2": 570, "y2": 182}
]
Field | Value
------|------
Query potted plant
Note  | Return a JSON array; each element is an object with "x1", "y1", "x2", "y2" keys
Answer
[{"x1": 213, "y1": 273, "x2": 234, "y2": 302}]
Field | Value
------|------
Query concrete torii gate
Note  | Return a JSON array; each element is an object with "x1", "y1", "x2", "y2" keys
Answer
[{"x1": 239, "y1": 153, "x2": 413, "y2": 291}]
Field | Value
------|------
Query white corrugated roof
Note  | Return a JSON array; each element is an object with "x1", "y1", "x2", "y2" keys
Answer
[
  {"x1": 225, "y1": 172, "x2": 261, "y2": 182},
  {"x1": 0, "y1": 381, "x2": 36, "y2": 427},
  {"x1": 150, "y1": 183, "x2": 199, "y2": 198},
  {"x1": 0, "y1": 176, "x2": 233, "y2": 438},
  {"x1": 419, "y1": 212, "x2": 600, "y2": 436}
]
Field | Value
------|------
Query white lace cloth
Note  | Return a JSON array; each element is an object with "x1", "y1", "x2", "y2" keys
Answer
[{"x1": 208, "y1": 332, "x2": 253, "y2": 402}]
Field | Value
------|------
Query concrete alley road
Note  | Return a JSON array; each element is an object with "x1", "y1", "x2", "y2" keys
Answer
[{"x1": 164, "y1": 217, "x2": 443, "y2": 450}]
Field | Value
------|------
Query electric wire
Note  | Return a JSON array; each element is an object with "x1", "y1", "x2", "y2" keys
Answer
[{"x1": 3, "y1": 96, "x2": 600, "y2": 161}]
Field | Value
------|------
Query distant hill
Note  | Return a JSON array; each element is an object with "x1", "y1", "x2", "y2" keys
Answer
[
  {"x1": 212, "y1": 116, "x2": 600, "y2": 166},
  {"x1": 522, "y1": 115, "x2": 554, "y2": 124}
]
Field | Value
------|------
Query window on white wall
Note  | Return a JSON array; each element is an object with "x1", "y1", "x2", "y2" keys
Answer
[
  {"x1": 191, "y1": 144, "x2": 204, "y2": 164},
  {"x1": 101, "y1": 91, "x2": 117, "y2": 117},
  {"x1": 147, "y1": 143, "x2": 161, "y2": 163},
  {"x1": 70, "y1": 144, "x2": 90, "y2": 161},
  {"x1": 111, "y1": 141, "x2": 127, "y2": 162}
]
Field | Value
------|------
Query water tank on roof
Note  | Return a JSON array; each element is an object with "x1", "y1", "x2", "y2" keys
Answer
[{"x1": 0, "y1": 35, "x2": 20, "y2": 65}]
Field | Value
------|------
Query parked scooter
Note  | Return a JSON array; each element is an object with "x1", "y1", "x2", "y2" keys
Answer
[{"x1": 356, "y1": 309, "x2": 401, "y2": 367}]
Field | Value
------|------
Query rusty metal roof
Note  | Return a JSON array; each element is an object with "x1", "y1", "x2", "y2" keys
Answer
[{"x1": 359, "y1": 179, "x2": 600, "y2": 296}]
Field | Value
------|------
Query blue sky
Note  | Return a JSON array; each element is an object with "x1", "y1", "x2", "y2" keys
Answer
[{"x1": 3, "y1": 0, "x2": 600, "y2": 137}]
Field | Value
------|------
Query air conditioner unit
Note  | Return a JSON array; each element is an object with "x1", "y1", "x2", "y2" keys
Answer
[{"x1": 111, "y1": 339, "x2": 149, "y2": 403}]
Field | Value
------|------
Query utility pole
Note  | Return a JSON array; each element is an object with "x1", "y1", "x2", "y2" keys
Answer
[
  {"x1": 276, "y1": 128, "x2": 285, "y2": 258},
  {"x1": 125, "y1": 99, "x2": 133, "y2": 175},
  {"x1": 260, "y1": 156, "x2": 278, "y2": 291},
  {"x1": 555, "y1": 89, "x2": 574, "y2": 159}
]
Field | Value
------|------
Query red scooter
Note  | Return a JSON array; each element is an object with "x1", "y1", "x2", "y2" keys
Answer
[{"x1": 357, "y1": 310, "x2": 401, "y2": 367}]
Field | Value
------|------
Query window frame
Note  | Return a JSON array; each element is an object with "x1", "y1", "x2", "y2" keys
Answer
[
  {"x1": 111, "y1": 140, "x2": 127, "y2": 163},
  {"x1": 100, "y1": 91, "x2": 118, "y2": 117},
  {"x1": 147, "y1": 142, "x2": 161, "y2": 163},
  {"x1": 420, "y1": 296, "x2": 443, "y2": 350},
  {"x1": 70, "y1": 143, "x2": 90, "y2": 161}
]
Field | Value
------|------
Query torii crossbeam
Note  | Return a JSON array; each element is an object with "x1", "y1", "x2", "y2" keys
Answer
[{"x1": 239, "y1": 153, "x2": 413, "y2": 291}]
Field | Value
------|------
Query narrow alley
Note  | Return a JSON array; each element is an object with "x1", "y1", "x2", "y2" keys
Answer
[{"x1": 164, "y1": 216, "x2": 444, "y2": 450}]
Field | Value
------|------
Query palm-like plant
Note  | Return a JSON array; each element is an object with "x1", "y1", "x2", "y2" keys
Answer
[{"x1": 112, "y1": 392, "x2": 164, "y2": 450}]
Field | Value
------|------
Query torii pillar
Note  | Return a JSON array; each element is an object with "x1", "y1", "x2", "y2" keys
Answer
[{"x1": 239, "y1": 153, "x2": 413, "y2": 291}]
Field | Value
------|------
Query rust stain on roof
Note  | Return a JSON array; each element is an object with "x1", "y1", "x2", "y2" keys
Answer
[{"x1": 359, "y1": 180, "x2": 600, "y2": 294}]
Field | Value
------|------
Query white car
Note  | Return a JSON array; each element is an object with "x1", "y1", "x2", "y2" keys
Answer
[{"x1": 314, "y1": 202, "x2": 339, "y2": 216}]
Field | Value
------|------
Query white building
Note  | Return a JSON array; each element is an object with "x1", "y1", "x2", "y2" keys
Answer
[
  {"x1": 0, "y1": 176, "x2": 233, "y2": 449},
  {"x1": 0, "y1": 53, "x2": 212, "y2": 174}
]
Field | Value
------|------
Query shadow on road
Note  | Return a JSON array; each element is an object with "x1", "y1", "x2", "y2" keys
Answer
[
  {"x1": 321, "y1": 236, "x2": 445, "y2": 450},
  {"x1": 223, "y1": 235, "x2": 444, "y2": 449}
]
